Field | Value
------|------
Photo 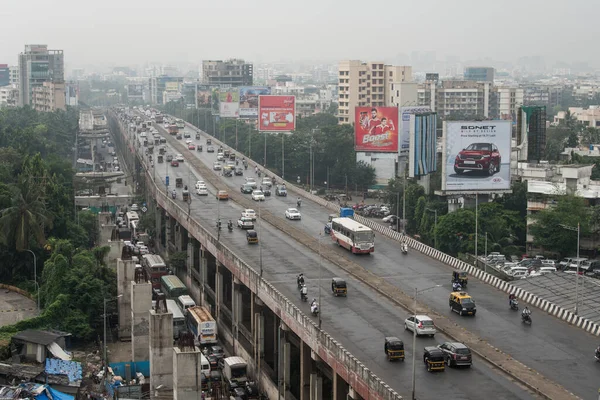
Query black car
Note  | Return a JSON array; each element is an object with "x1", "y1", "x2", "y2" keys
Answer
[
  {"x1": 207, "y1": 146, "x2": 215, "y2": 153},
  {"x1": 241, "y1": 184, "x2": 253, "y2": 194},
  {"x1": 206, "y1": 353, "x2": 219, "y2": 370},
  {"x1": 209, "y1": 345, "x2": 225, "y2": 359},
  {"x1": 176, "y1": 134, "x2": 182, "y2": 139},
  {"x1": 276, "y1": 185, "x2": 287, "y2": 196},
  {"x1": 263, "y1": 188, "x2": 271, "y2": 196},
  {"x1": 234, "y1": 167, "x2": 244, "y2": 176},
  {"x1": 437, "y1": 342, "x2": 472, "y2": 367}
]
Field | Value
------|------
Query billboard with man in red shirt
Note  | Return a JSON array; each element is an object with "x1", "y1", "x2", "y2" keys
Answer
[{"x1": 355, "y1": 107, "x2": 399, "y2": 152}]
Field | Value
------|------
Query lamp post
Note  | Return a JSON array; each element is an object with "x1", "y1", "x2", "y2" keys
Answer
[
  {"x1": 104, "y1": 294, "x2": 123, "y2": 383},
  {"x1": 24, "y1": 250, "x2": 39, "y2": 311},
  {"x1": 425, "y1": 208, "x2": 438, "y2": 249},
  {"x1": 411, "y1": 285, "x2": 441, "y2": 400},
  {"x1": 259, "y1": 200, "x2": 263, "y2": 277},
  {"x1": 318, "y1": 232, "x2": 323, "y2": 329},
  {"x1": 475, "y1": 193, "x2": 479, "y2": 262},
  {"x1": 560, "y1": 223, "x2": 581, "y2": 315}
]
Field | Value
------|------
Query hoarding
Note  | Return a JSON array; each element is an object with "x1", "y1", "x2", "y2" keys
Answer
[
  {"x1": 443, "y1": 121, "x2": 511, "y2": 191},
  {"x1": 218, "y1": 90, "x2": 240, "y2": 103},
  {"x1": 196, "y1": 85, "x2": 213, "y2": 108},
  {"x1": 354, "y1": 107, "x2": 399, "y2": 152},
  {"x1": 400, "y1": 106, "x2": 431, "y2": 155},
  {"x1": 219, "y1": 102, "x2": 239, "y2": 118},
  {"x1": 127, "y1": 84, "x2": 143, "y2": 98},
  {"x1": 165, "y1": 81, "x2": 179, "y2": 92},
  {"x1": 239, "y1": 86, "x2": 271, "y2": 118},
  {"x1": 409, "y1": 112, "x2": 437, "y2": 178},
  {"x1": 258, "y1": 96, "x2": 296, "y2": 131}
]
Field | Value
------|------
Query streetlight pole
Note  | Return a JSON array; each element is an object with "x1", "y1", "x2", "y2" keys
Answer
[
  {"x1": 402, "y1": 168, "x2": 407, "y2": 234},
  {"x1": 104, "y1": 294, "x2": 123, "y2": 384},
  {"x1": 281, "y1": 135, "x2": 285, "y2": 180},
  {"x1": 259, "y1": 200, "x2": 263, "y2": 277},
  {"x1": 396, "y1": 192, "x2": 400, "y2": 232},
  {"x1": 560, "y1": 223, "x2": 581, "y2": 315},
  {"x1": 24, "y1": 250, "x2": 39, "y2": 311},
  {"x1": 475, "y1": 193, "x2": 479, "y2": 262},
  {"x1": 318, "y1": 232, "x2": 323, "y2": 329},
  {"x1": 484, "y1": 232, "x2": 488, "y2": 273},
  {"x1": 264, "y1": 132, "x2": 267, "y2": 167},
  {"x1": 426, "y1": 208, "x2": 437, "y2": 249}
]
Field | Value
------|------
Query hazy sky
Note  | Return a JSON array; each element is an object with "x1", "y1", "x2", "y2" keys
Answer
[{"x1": 2, "y1": 0, "x2": 599, "y2": 69}]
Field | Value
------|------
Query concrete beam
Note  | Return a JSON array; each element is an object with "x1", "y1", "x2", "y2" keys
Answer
[
  {"x1": 117, "y1": 259, "x2": 136, "y2": 339},
  {"x1": 131, "y1": 280, "x2": 152, "y2": 361},
  {"x1": 149, "y1": 309, "x2": 174, "y2": 394}
]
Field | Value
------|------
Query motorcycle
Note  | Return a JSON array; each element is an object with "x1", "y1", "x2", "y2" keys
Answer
[
  {"x1": 311, "y1": 302, "x2": 319, "y2": 316},
  {"x1": 300, "y1": 291, "x2": 307, "y2": 302},
  {"x1": 510, "y1": 299, "x2": 519, "y2": 311},
  {"x1": 595, "y1": 349, "x2": 600, "y2": 362},
  {"x1": 297, "y1": 200, "x2": 302, "y2": 208},
  {"x1": 401, "y1": 243, "x2": 408, "y2": 255},
  {"x1": 171, "y1": 191, "x2": 176, "y2": 199},
  {"x1": 217, "y1": 221, "x2": 222, "y2": 231},
  {"x1": 521, "y1": 313, "x2": 532, "y2": 325},
  {"x1": 452, "y1": 283, "x2": 462, "y2": 292},
  {"x1": 227, "y1": 222, "x2": 233, "y2": 232}
]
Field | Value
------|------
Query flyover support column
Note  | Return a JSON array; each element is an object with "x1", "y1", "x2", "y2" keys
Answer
[
  {"x1": 332, "y1": 372, "x2": 349, "y2": 400},
  {"x1": 164, "y1": 215, "x2": 172, "y2": 259},
  {"x1": 198, "y1": 247, "x2": 207, "y2": 305},
  {"x1": 117, "y1": 259, "x2": 136, "y2": 340},
  {"x1": 155, "y1": 207, "x2": 163, "y2": 252},
  {"x1": 310, "y1": 351, "x2": 323, "y2": 400},
  {"x1": 215, "y1": 261, "x2": 222, "y2": 319},
  {"x1": 280, "y1": 323, "x2": 291, "y2": 395},
  {"x1": 232, "y1": 278, "x2": 242, "y2": 354},
  {"x1": 300, "y1": 342, "x2": 311, "y2": 400},
  {"x1": 253, "y1": 297, "x2": 265, "y2": 389}
]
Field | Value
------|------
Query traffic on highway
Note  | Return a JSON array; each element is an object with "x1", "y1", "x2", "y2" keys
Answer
[{"x1": 120, "y1": 108, "x2": 594, "y2": 399}]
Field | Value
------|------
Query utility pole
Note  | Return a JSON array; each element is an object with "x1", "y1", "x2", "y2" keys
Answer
[
  {"x1": 402, "y1": 169, "x2": 407, "y2": 234},
  {"x1": 475, "y1": 193, "x2": 478, "y2": 262},
  {"x1": 281, "y1": 135, "x2": 285, "y2": 179}
]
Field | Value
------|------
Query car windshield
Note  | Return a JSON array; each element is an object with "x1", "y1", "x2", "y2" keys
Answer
[
  {"x1": 288, "y1": 208, "x2": 298, "y2": 213},
  {"x1": 455, "y1": 348, "x2": 471, "y2": 355},
  {"x1": 461, "y1": 298, "x2": 475, "y2": 306},
  {"x1": 253, "y1": 191, "x2": 263, "y2": 195},
  {"x1": 244, "y1": 185, "x2": 252, "y2": 189},
  {"x1": 466, "y1": 143, "x2": 492, "y2": 151}
]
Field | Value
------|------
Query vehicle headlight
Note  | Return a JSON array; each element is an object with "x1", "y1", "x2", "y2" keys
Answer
[{"x1": 462, "y1": 308, "x2": 466, "y2": 311}]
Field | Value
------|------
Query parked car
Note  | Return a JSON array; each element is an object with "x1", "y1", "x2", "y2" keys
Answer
[
  {"x1": 437, "y1": 342, "x2": 472, "y2": 368},
  {"x1": 454, "y1": 142, "x2": 501, "y2": 176},
  {"x1": 404, "y1": 315, "x2": 436, "y2": 337}
]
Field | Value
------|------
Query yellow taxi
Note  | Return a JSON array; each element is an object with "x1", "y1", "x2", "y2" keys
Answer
[
  {"x1": 216, "y1": 190, "x2": 229, "y2": 201},
  {"x1": 449, "y1": 292, "x2": 476, "y2": 316}
]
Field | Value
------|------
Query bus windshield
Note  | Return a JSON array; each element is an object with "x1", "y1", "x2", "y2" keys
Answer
[{"x1": 354, "y1": 231, "x2": 374, "y2": 243}]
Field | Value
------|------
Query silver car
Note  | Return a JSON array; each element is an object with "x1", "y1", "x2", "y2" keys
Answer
[{"x1": 404, "y1": 315, "x2": 436, "y2": 337}]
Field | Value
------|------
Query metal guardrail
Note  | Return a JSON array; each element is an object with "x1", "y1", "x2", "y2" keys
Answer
[{"x1": 112, "y1": 114, "x2": 403, "y2": 400}]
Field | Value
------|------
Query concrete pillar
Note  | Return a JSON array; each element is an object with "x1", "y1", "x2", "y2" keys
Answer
[
  {"x1": 106, "y1": 240, "x2": 123, "y2": 269},
  {"x1": 173, "y1": 346, "x2": 202, "y2": 400},
  {"x1": 232, "y1": 278, "x2": 242, "y2": 355},
  {"x1": 310, "y1": 351, "x2": 322, "y2": 400},
  {"x1": 98, "y1": 212, "x2": 114, "y2": 245},
  {"x1": 149, "y1": 309, "x2": 174, "y2": 396},
  {"x1": 332, "y1": 372, "x2": 349, "y2": 400},
  {"x1": 215, "y1": 262, "x2": 222, "y2": 319},
  {"x1": 283, "y1": 341, "x2": 291, "y2": 392},
  {"x1": 165, "y1": 215, "x2": 172, "y2": 258},
  {"x1": 131, "y1": 280, "x2": 152, "y2": 361},
  {"x1": 254, "y1": 297, "x2": 265, "y2": 387},
  {"x1": 117, "y1": 259, "x2": 136, "y2": 339},
  {"x1": 300, "y1": 342, "x2": 311, "y2": 400},
  {"x1": 155, "y1": 207, "x2": 163, "y2": 250}
]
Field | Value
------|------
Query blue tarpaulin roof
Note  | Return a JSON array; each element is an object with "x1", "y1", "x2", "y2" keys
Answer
[
  {"x1": 36, "y1": 386, "x2": 74, "y2": 400},
  {"x1": 45, "y1": 359, "x2": 82, "y2": 383}
]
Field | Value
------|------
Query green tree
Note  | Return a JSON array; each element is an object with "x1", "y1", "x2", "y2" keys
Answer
[
  {"x1": 436, "y1": 208, "x2": 476, "y2": 256},
  {"x1": 169, "y1": 251, "x2": 188, "y2": 274}
]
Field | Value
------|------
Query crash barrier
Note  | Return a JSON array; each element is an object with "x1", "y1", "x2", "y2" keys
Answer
[
  {"x1": 180, "y1": 120, "x2": 600, "y2": 337},
  {"x1": 114, "y1": 115, "x2": 403, "y2": 400},
  {"x1": 0, "y1": 284, "x2": 35, "y2": 300}
]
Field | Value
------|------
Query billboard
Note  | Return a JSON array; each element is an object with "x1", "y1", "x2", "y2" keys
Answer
[
  {"x1": 239, "y1": 86, "x2": 271, "y2": 119},
  {"x1": 258, "y1": 96, "x2": 296, "y2": 131},
  {"x1": 400, "y1": 106, "x2": 431, "y2": 155},
  {"x1": 165, "y1": 81, "x2": 179, "y2": 92},
  {"x1": 443, "y1": 121, "x2": 511, "y2": 191},
  {"x1": 196, "y1": 85, "x2": 213, "y2": 108},
  {"x1": 409, "y1": 113, "x2": 437, "y2": 178},
  {"x1": 219, "y1": 102, "x2": 240, "y2": 118},
  {"x1": 354, "y1": 107, "x2": 399, "y2": 152},
  {"x1": 127, "y1": 84, "x2": 143, "y2": 98}
]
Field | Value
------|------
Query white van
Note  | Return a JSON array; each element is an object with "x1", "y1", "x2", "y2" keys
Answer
[
  {"x1": 176, "y1": 295, "x2": 196, "y2": 314},
  {"x1": 200, "y1": 353, "x2": 210, "y2": 374},
  {"x1": 507, "y1": 266, "x2": 528, "y2": 276}
]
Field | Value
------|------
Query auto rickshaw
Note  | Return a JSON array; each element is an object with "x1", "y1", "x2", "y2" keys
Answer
[
  {"x1": 197, "y1": 145, "x2": 203, "y2": 152},
  {"x1": 246, "y1": 230, "x2": 258, "y2": 244},
  {"x1": 176, "y1": 178, "x2": 183, "y2": 188},
  {"x1": 384, "y1": 337, "x2": 405, "y2": 361},
  {"x1": 195, "y1": 133, "x2": 200, "y2": 140},
  {"x1": 331, "y1": 277, "x2": 347, "y2": 297},
  {"x1": 207, "y1": 138, "x2": 212, "y2": 145},
  {"x1": 423, "y1": 347, "x2": 445, "y2": 372},
  {"x1": 452, "y1": 270, "x2": 468, "y2": 287},
  {"x1": 229, "y1": 153, "x2": 236, "y2": 161},
  {"x1": 224, "y1": 149, "x2": 231, "y2": 157},
  {"x1": 157, "y1": 155, "x2": 163, "y2": 163},
  {"x1": 159, "y1": 146, "x2": 166, "y2": 155},
  {"x1": 182, "y1": 189, "x2": 190, "y2": 202}
]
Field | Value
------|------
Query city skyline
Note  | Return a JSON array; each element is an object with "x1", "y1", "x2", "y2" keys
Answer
[{"x1": 2, "y1": 0, "x2": 599, "y2": 69}]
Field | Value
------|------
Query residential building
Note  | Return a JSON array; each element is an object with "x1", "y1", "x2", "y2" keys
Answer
[
  {"x1": 202, "y1": 59, "x2": 253, "y2": 86},
  {"x1": 463, "y1": 67, "x2": 494, "y2": 82},
  {"x1": 417, "y1": 80, "x2": 491, "y2": 118},
  {"x1": 9, "y1": 65, "x2": 19, "y2": 86},
  {"x1": 149, "y1": 76, "x2": 183, "y2": 105},
  {"x1": 255, "y1": 66, "x2": 275, "y2": 83},
  {"x1": 31, "y1": 81, "x2": 66, "y2": 112},
  {"x1": 337, "y1": 60, "x2": 412, "y2": 124},
  {"x1": 493, "y1": 86, "x2": 524, "y2": 121},
  {"x1": 554, "y1": 106, "x2": 600, "y2": 128},
  {"x1": 390, "y1": 82, "x2": 418, "y2": 108},
  {"x1": 522, "y1": 84, "x2": 562, "y2": 107},
  {"x1": 0, "y1": 86, "x2": 18, "y2": 108},
  {"x1": 65, "y1": 81, "x2": 78, "y2": 106},
  {"x1": 0, "y1": 64, "x2": 9, "y2": 86},
  {"x1": 18, "y1": 44, "x2": 64, "y2": 106}
]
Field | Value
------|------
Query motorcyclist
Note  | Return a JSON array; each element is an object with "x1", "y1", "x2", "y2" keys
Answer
[
  {"x1": 452, "y1": 281, "x2": 462, "y2": 292},
  {"x1": 227, "y1": 220, "x2": 233, "y2": 230},
  {"x1": 172, "y1": 189, "x2": 176, "y2": 198},
  {"x1": 297, "y1": 197, "x2": 302, "y2": 207},
  {"x1": 300, "y1": 284, "x2": 308, "y2": 300},
  {"x1": 217, "y1": 219, "x2": 222, "y2": 230},
  {"x1": 310, "y1": 299, "x2": 318, "y2": 313},
  {"x1": 509, "y1": 293, "x2": 517, "y2": 307},
  {"x1": 596, "y1": 345, "x2": 600, "y2": 359},
  {"x1": 297, "y1": 273, "x2": 305, "y2": 287},
  {"x1": 255, "y1": 166, "x2": 258, "y2": 174},
  {"x1": 522, "y1": 306, "x2": 531, "y2": 318}
]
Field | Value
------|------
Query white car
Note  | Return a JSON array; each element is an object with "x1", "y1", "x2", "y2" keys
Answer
[
  {"x1": 404, "y1": 315, "x2": 436, "y2": 337},
  {"x1": 241, "y1": 209, "x2": 257, "y2": 220},
  {"x1": 176, "y1": 154, "x2": 184, "y2": 162},
  {"x1": 213, "y1": 162, "x2": 222, "y2": 171},
  {"x1": 217, "y1": 153, "x2": 225, "y2": 161},
  {"x1": 195, "y1": 180, "x2": 206, "y2": 189},
  {"x1": 245, "y1": 177, "x2": 257, "y2": 189},
  {"x1": 382, "y1": 214, "x2": 397, "y2": 222},
  {"x1": 285, "y1": 208, "x2": 301, "y2": 220},
  {"x1": 237, "y1": 217, "x2": 254, "y2": 229},
  {"x1": 226, "y1": 160, "x2": 236, "y2": 168},
  {"x1": 251, "y1": 190, "x2": 265, "y2": 201},
  {"x1": 262, "y1": 177, "x2": 273, "y2": 187},
  {"x1": 137, "y1": 245, "x2": 149, "y2": 255},
  {"x1": 185, "y1": 139, "x2": 193, "y2": 144},
  {"x1": 196, "y1": 187, "x2": 208, "y2": 196}
]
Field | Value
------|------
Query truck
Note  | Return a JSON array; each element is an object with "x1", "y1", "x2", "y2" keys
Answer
[
  {"x1": 186, "y1": 306, "x2": 217, "y2": 345},
  {"x1": 223, "y1": 356, "x2": 248, "y2": 386},
  {"x1": 154, "y1": 113, "x2": 164, "y2": 123},
  {"x1": 168, "y1": 124, "x2": 179, "y2": 135},
  {"x1": 325, "y1": 207, "x2": 354, "y2": 234}
]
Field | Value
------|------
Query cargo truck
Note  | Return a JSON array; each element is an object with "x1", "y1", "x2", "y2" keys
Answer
[
  {"x1": 186, "y1": 306, "x2": 217, "y2": 345},
  {"x1": 223, "y1": 356, "x2": 248, "y2": 386}
]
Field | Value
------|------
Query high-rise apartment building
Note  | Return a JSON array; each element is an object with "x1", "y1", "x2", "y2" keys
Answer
[
  {"x1": 463, "y1": 67, "x2": 494, "y2": 82},
  {"x1": 337, "y1": 60, "x2": 412, "y2": 124},
  {"x1": 418, "y1": 80, "x2": 491, "y2": 118},
  {"x1": 9, "y1": 66, "x2": 19, "y2": 86},
  {"x1": 0, "y1": 65, "x2": 9, "y2": 87},
  {"x1": 202, "y1": 59, "x2": 253, "y2": 86},
  {"x1": 18, "y1": 44, "x2": 64, "y2": 107},
  {"x1": 493, "y1": 86, "x2": 524, "y2": 121},
  {"x1": 31, "y1": 81, "x2": 66, "y2": 112}
]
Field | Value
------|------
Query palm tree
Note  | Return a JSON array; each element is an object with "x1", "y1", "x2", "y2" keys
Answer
[{"x1": 0, "y1": 184, "x2": 53, "y2": 251}]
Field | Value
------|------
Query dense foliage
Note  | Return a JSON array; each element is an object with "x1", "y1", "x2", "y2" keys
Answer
[{"x1": 0, "y1": 107, "x2": 115, "y2": 341}]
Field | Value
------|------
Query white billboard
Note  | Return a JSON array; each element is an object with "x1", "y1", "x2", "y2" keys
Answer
[
  {"x1": 442, "y1": 121, "x2": 511, "y2": 191},
  {"x1": 400, "y1": 106, "x2": 431, "y2": 155},
  {"x1": 219, "y1": 102, "x2": 239, "y2": 118}
]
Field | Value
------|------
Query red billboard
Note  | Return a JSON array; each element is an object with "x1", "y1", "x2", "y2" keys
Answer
[
  {"x1": 258, "y1": 96, "x2": 296, "y2": 131},
  {"x1": 355, "y1": 107, "x2": 399, "y2": 152}
]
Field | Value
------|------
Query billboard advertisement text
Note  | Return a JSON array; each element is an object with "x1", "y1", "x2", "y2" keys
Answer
[
  {"x1": 443, "y1": 121, "x2": 511, "y2": 191},
  {"x1": 355, "y1": 107, "x2": 399, "y2": 152},
  {"x1": 400, "y1": 106, "x2": 431, "y2": 155},
  {"x1": 258, "y1": 96, "x2": 296, "y2": 131},
  {"x1": 239, "y1": 86, "x2": 271, "y2": 118},
  {"x1": 409, "y1": 113, "x2": 437, "y2": 178}
]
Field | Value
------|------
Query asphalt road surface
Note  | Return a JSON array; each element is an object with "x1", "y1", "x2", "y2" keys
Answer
[{"x1": 119, "y1": 119, "x2": 540, "y2": 400}]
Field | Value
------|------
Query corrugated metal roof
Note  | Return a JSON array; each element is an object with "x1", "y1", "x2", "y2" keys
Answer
[{"x1": 13, "y1": 330, "x2": 64, "y2": 346}]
